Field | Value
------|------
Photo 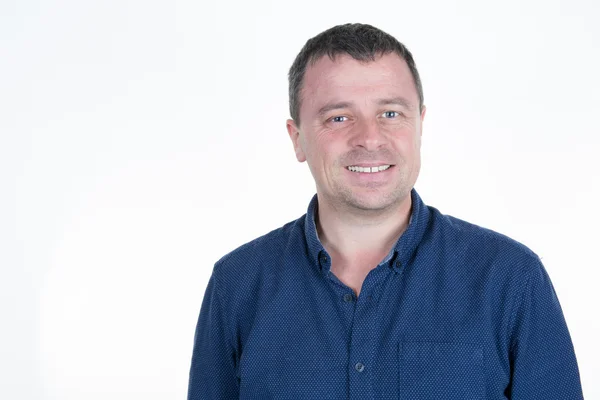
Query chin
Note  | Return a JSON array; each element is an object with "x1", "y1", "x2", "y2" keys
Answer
[
  {"x1": 347, "y1": 186, "x2": 412, "y2": 211},
  {"x1": 344, "y1": 193, "x2": 399, "y2": 212}
]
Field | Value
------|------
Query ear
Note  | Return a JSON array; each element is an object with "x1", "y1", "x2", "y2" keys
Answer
[{"x1": 286, "y1": 119, "x2": 307, "y2": 162}]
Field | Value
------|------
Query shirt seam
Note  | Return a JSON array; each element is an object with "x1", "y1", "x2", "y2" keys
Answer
[
  {"x1": 507, "y1": 260, "x2": 534, "y2": 353},
  {"x1": 211, "y1": 262, "x2": 239, "y2": 371}
]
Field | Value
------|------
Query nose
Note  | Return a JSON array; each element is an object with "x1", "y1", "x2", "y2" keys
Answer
[{"x1": 348, "y1": 117, "x2": 388, "y2": 151}]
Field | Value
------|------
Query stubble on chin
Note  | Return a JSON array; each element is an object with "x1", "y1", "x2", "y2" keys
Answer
[{"x1": 329, "y1": 160, "x2": 414, "y2": 215}]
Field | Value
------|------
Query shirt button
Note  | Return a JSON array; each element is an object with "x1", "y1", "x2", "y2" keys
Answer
[
  {"x1": 343, "y1": 294, "x2": 353, "y2": 303},
  {"x1": 355, "y1": 362, "x2": 365, "y2": 372},
  {"x1": 395, "y1": 259, "x2": 402, "y2": 269},
  {"x1": 319, "y1": 254, "x2": 328, "y2": 264}
]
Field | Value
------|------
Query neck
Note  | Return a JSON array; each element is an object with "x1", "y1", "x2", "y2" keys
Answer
[{"x1": 315, "y1": 193, "x2": 412, "y2": 262}]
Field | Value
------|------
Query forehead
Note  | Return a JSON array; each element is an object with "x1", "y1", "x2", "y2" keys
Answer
[{"x1": 301, "y1": 53, "x2": 418, "y2": 113}]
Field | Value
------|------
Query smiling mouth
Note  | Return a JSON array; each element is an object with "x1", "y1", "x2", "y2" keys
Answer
[{"x1": 346, "y1": 164, "x2": 393, "y2": 173}]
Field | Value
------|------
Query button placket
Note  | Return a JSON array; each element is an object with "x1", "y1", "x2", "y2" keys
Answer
[
  {"x1": 392, "y1": 259, "x2": 402, "y2": 273},
  {"x1": 346, "y1": 268, "x2": 392, "y2": 398}
]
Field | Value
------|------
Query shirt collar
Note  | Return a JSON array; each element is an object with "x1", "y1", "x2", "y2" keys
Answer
[{"x1": 303, "y1": 188, "x2": 431, "y2": 273}]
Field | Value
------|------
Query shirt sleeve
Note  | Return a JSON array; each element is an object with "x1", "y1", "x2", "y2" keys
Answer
[
  {"x1": 508, "y1": 258, "x2": 583, "y2": 399},
  {"x1": 187, "y1": 273, "x2": 239, "y2": 400}
]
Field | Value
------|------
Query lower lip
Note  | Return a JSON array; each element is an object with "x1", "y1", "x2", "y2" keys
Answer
[{"x1": 345, "y1": 166, "x2": 394, "y2": 182}]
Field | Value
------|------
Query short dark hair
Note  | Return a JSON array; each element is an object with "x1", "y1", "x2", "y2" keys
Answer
[{"x1": 288, "y1": 23, "x2": 424, "y2": 125}]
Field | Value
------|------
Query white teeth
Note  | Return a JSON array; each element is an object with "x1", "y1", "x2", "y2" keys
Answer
[{"x1": 347, "y1": 165, "x2": 391, "y2": 173}]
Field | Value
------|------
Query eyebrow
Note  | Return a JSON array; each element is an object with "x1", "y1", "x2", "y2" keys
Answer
[
  {"x1": 316, "y1": 97, "x2": 415, "y2": 117},
  {"x1": 376, "y1": 96, "x2": 415, "y2": 110},
  {"x1": 317, "y1": 101, "x2": 353, "y2": 117}
]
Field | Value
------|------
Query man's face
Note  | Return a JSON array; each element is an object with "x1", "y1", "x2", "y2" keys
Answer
[{"x1": 287, "y1": 53, "x2": 426, "y2": 213}]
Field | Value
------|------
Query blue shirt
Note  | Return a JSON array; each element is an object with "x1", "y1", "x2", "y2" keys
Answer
[{"x1": 188, "y1": 190, "x2": 583, "y2": 399}]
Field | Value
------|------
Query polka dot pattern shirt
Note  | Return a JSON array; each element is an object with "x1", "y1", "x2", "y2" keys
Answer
[{"x1": 188, "y1": 190, "x2": 583, "y2": 399}]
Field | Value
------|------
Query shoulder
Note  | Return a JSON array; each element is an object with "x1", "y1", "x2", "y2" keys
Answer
[
  {"x1": 427, "y1": 205, "x2": 542, "y2": 275},
  {"x1": 211, "y1": 215, "x2": 304, "y2": 283}
]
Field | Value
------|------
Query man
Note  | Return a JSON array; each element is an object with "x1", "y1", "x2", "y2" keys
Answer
[{"x1": 188, "y1": 23, "x2": 583, "y2": 399}]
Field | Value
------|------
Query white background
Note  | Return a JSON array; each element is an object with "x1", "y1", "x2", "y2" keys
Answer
[{"x1": 1, "y1": 0, "x2": 599, "y2": 398}]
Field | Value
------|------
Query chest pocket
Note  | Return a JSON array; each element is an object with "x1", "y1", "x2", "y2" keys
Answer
[{"x1": 399, "y1": 342, "x2": 484, "y2": 400}]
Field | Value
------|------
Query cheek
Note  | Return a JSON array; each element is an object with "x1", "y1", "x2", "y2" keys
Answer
[
  {"x1": 410, "y1": 137, "x2": 422, "y2": 169},
  {"x1": 391, "y1": 130, "x2": 417, "y2": 151},
  {"x1": 312, "y1": 135, "x2": 341, "y2": 161},
  {"x1": 414, "y1": 134, "x2": 422, "y2": 152},
  {"x1": 303, "y1": 139, "x2": 329, "y2": 173}
]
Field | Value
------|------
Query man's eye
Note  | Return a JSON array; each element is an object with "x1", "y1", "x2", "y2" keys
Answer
[
  {"x1": 382, "y1": 111, "x2": 400, "y2": 118},
  {"x1": 330, "y1": 116, "x2": 348, "y2": 123}
]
